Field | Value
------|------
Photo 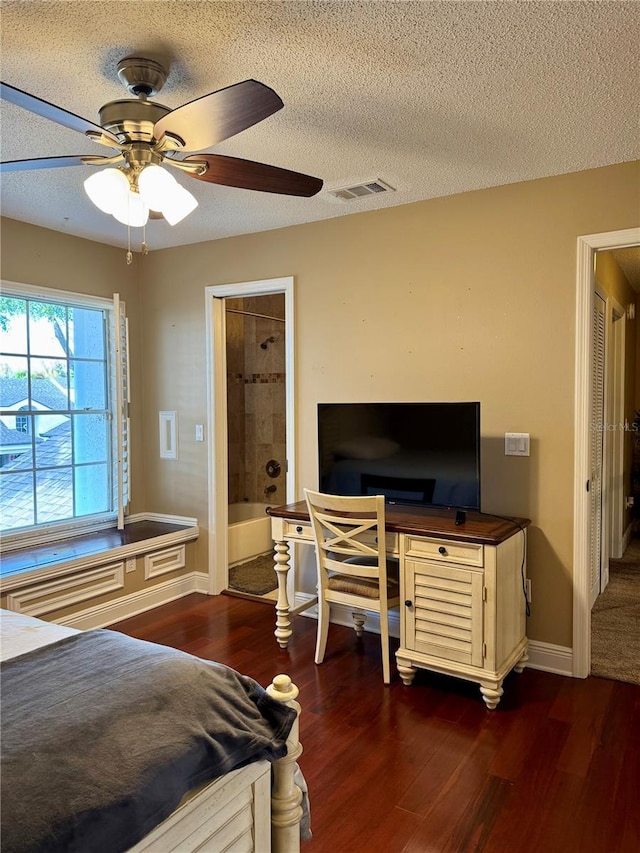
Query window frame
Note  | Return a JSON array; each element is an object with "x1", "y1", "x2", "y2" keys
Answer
[
  {"x1": 15, "y1": 407, "x2": 29, "y2": 434},
  {"x1": 0, "y1": 280, "x2": 130, "y2": 551}
]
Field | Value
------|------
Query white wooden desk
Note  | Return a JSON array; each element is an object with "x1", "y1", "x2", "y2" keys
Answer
[{"x1": 268, "y1": 502, "x2": 530, "y2": 709}]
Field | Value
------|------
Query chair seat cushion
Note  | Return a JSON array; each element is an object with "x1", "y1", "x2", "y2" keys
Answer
[{"x1": 327, "y1": 556, "x2": 400, "y2": 600}]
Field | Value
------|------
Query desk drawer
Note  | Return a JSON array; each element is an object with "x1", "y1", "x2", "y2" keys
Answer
[
  {"x1": 404, "y1": 535, "x2": 484, "y2": 567},
  {"x1": 280, "y1": 521, "x2": 398, "y2": 553},
  {"x1": 282, "y1": 520, "x2": 314, "y2": 541},
  {"x1": 356, "y1": 530, "x2": 399, "y2": 555}
]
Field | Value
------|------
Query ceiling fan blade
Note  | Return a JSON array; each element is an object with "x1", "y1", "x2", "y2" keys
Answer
[
  {"x1": 0, "y1": 81, "x2": 120, "y2": 144},
  {"x1": 153, "y1": 79, "x2": 283, "y2": 152},
  {"x1": 181, "y1": 154, "x2": 323, "y2": 197},
  {"x1": 0, "y1": 155, "x2": 113, "y2": 173}
]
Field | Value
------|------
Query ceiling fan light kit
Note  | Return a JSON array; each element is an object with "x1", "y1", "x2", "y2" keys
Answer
[
  {"x1": 84, "y1": 168, "x2": 130, "y2": 214},
  {"x1": 112, "y1": 187, "x2": 148, "y2": 229},
  {"x1": 160, "y1": 184, "x2": 198, "y2": 226},
  {"x1": 138, "y1": 164, "x2": 175, "y2": 211},
  {"x1": 0, "y1": 54, "x2": 323, "y2": 257},
  {"x1": 84, "y1": 162, "x2": 199, "y2": 228}
]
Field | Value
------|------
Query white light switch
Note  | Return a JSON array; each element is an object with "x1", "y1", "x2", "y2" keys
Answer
[
  {"x1": 195, "y1": 424, "x2": 204, "y2": 441},
  {"x1": 505, "y1": 433, "x2": 530, "y2": 456}
]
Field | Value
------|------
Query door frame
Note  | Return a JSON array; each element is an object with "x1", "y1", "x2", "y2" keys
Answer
[
  {"x1": 204, "y1": 276, "x2": 295, "y2": 594},
  {"x1": 573, "y1": 227, "x2": 640, "y2": 677}
]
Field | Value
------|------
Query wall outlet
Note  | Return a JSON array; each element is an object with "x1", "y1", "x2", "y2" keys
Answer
[
  {"x1": 126, "y1": 557, "x2": 136, "y2": 573},
  {"x1": 525, "y1": 578, "x2": 532, "y2": 604}
]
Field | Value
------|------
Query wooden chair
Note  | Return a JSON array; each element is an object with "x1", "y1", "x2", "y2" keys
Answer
[{"x1": 304, "y1": 489, "x2": 400, "y2": 684}]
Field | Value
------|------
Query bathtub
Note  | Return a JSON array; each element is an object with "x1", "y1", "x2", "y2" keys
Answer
[{"x1": 227, "y1": 502, "x2": 274, "y2": 566}]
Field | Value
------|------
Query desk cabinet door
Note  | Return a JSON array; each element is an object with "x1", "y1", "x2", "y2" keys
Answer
[{"x1": 404, "y1": 559, "x2": 485, "y2": 667}]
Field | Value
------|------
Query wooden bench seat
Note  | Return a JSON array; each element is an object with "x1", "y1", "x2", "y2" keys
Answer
[{"x1": 0, "y1": 521, "x2": 198, "y2": 582}]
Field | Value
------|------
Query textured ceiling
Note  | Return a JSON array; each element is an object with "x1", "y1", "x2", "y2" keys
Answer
[{"x1": 1, "y1": 0, "x2": 639, "y2": 252}]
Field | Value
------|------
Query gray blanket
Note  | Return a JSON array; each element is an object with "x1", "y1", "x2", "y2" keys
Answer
[{"x1": 1, "y1": 629, "x2": 296, "y2": 853}]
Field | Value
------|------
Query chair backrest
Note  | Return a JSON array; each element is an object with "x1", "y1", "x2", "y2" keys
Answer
[{"x1": 304, "y1": 489, "x2": 388, "y2": 587}]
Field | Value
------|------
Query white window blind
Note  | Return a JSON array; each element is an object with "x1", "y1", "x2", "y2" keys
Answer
[{"x1": 112, "y1": 293, "x2": 130, "y2": 530}]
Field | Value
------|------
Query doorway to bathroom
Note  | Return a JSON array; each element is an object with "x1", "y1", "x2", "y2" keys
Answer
[
  {"x1": 204, "y1": 277, "x2": 295, "y2": 599},
  {"x1": 225, "y1": 293, "x2": 285, "y2": 599}
]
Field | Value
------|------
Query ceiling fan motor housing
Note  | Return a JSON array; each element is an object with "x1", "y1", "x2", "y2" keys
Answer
[{"x1": 98, "y1": 98, "x2": 171, "y2": 143}]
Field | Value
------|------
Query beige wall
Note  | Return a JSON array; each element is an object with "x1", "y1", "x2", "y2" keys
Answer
[
  {"x1": 2, "y1": 161, "x2": 640, "y2": 646},
  {"x1": 140, "y1": 161, "x2": 640, "y2": 647}
]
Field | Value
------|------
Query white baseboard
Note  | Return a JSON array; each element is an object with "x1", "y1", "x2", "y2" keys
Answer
[
  {"x1": 297, "y1": 597, "x2": 573, "y2": 677},
  {"x1": 526, "y1": 640, "x2": 573, "y2": 676},
  {"x1": 58, "y1": 572, "x2": 209, "y2": 630},
  {"x1": 127, "y1": 512, "x2": 198, "y2": 527}
]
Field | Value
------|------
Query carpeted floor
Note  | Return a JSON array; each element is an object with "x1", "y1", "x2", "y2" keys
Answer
[
  {"x1": 591, "y1": 538, "x2": 640, "y2": 685},
  {"x1": 228, "y1": 553, "x2": 277, "y2": 596}
]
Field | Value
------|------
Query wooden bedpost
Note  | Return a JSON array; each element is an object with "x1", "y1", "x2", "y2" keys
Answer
[{"x1": 267, "y1": 674, "x2": 303, "y2": 852}]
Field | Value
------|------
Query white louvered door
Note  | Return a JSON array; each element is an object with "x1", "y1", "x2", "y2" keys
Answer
[
  {"x1": 404, "y1": 559, "x2": 485, "y2": 667},
  {"x1": 589, "y1": 292, "x2": 606, "y2": 608}
]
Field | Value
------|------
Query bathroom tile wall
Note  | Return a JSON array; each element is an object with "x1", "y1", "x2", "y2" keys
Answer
[{"x1": 226, "y1": 294, "x2": 286, "y2": 506}]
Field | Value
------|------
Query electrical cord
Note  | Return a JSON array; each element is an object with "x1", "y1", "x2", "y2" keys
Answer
[{"x1": 476, "y1": 510, "x2": 531, "y2": 617}]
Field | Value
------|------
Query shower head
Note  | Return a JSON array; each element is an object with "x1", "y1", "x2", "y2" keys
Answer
[{"x1": 260, "y1": 336, "x2": 276, "y2": 350}]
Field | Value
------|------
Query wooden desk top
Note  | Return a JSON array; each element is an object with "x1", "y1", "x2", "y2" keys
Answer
[{"x1": 267, "y1": 501, "x2": 530, "y2": 546}]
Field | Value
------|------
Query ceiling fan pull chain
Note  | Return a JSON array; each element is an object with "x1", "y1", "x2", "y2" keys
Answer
[
  {"x1": 126, "y1": 220, "x2": 133, "y2": 265},
  {"x1": 141, "y1": 221, "x2": 148, "y2": 256}
]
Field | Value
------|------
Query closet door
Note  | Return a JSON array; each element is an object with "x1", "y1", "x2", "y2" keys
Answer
[{"x1": 590, "y1": 292, "x2": 606, "y2": 608}]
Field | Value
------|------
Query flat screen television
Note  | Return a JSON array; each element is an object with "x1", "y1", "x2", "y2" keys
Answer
[{"x1": 318, "y1": 402, "x2": 481, "y2": 511}]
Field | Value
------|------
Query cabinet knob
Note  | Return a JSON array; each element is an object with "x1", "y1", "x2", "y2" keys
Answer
[
  {"x1": 438, "y1": 546, "x2": 447, "y2": 555},
  {"x1": 404, "y1": 600, "x2": 413, "y2": 608},
  {"x1": 296, "y1": 526, "x2": 303, "y2": 534}
]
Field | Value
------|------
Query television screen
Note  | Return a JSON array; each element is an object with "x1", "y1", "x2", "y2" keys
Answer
[{"x1": 318, "y1": 402, "x2": 481, "y2": 510}]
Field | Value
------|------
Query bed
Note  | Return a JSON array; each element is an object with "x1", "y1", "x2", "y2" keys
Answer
[{"x1": 0, "y1": 609, "x2": 307, "y2": 853}]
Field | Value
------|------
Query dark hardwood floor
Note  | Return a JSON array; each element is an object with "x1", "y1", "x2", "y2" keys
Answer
[{"x1": 111, "y1": 594, "x2": 640, "y2": 853}]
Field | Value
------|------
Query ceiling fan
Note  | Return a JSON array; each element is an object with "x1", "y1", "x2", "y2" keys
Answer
[{"x1": 0, "y1": 55, "x2": 323, "y2": 239}]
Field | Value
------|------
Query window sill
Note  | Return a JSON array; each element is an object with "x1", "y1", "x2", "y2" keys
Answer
[{"x1": 0, "y1": 518, "x2": 199, "y2": 593}]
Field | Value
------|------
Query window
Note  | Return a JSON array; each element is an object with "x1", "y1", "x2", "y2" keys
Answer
[
  {"x1": 0, "y1": 284, "x2": 129, "y2": 544},
  {"x1": 15, "y1": 406, "x2": 29, "y2": 434}
]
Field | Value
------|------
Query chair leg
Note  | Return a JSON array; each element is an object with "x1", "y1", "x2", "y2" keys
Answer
[
  {"x1": 315, "y1": 598, "x2": 330, "y2": 665},
  {"x1": 380, "y1": 613, "x2": 391, "y2": 684},
  {"x1": 352, "y1": 611, "x2": 366, "y2": 637}
]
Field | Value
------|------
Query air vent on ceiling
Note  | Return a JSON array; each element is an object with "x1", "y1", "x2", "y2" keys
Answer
[{"x1": 327, "y1": 179, "x2": 395, "y2": 201}]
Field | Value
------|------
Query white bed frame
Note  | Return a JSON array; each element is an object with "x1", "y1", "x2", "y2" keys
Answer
[
  {"x1": 129, "y1": 673, "x2": 303, "y2": 853},
  {"x1": 0, "y1": 611, "x2": 304, "y2": 853}
]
